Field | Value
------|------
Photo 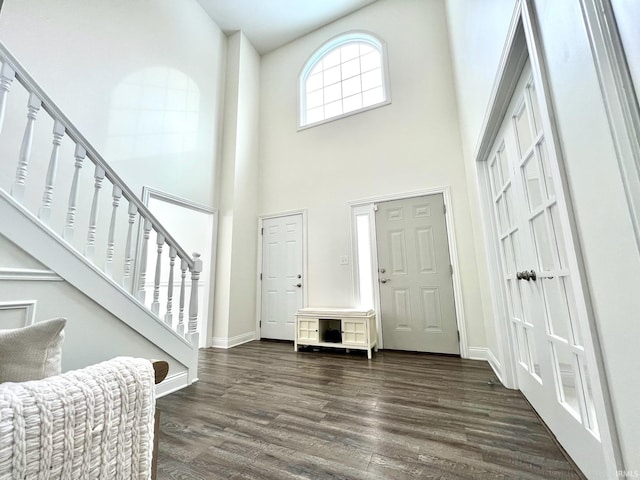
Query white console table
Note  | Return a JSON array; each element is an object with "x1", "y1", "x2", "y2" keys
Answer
[{"x1": 294, "y1": 308, "x2": 377, "y2": 359}]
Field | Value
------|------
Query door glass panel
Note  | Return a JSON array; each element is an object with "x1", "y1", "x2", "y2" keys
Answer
[
  {"x1": 552, "y1": 344, "x2": 582, "y2": 421},
  {"x1": 497, "y1": 145, "x2": 510, "y2": 185},
  {"x1": 501, "y1": 235, "x2": 515, "y2": 275},
  {"x1": 524, "y1": 326, "x2": 542, "y2": 381},
  {"x1": 531, "y1": 211, "x2": 555, "y2": 271},
  {"x1": 528, "y1": 82, "x2": 543, "y2": 135},
  {"x1": 490, "y1": 157, "x2": 502, "y2": 194},
  {"x1": 538, "y1": 140, "x2": 555, "y2": 199},
  {"x1": 580, "y1": 356, "x2": 600, "y2": 435},
  {"x1": 549, "y1": 204, "x2": 568, "y2": 269},
  {"x1": 515, "y1": 102, "x2": 533, "y2": 157},
  {"x1": 503, "y1": 186, "x2": 515, "y2": 229},
  {"x1": 514, "y1": 323, "x2": 527, "y2": 365},
  {"x1": 508, "y1": 279, "x2": 524, "y2": 319},
  {"x1": 523, "y1": 153, "x2": 544, "y2": 212},
  {"x1": 496, "y1": 195, "x2": 508, "y2": 234},
  {"x1": 542, "y1": 277, "x2": 573, "y2": 341}
]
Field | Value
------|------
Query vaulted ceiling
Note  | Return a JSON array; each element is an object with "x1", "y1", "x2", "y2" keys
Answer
[{"x1": 195, "y1": 0, "x2": 379, "y2": 54}]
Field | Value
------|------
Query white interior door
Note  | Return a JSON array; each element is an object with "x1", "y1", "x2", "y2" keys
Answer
[
  {"x1": 260, "y1": 214, "x2": 303, "y2": 340},
  {"x1": 375, "y1": 195, "x2": 459, "y2": 354},
  {"x1": 486, "y1": 61, "x2": 609, "y2": 479}
]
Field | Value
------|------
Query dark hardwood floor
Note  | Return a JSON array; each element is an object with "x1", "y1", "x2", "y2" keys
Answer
[{"x1": 156, "y1": 341, "x2": 581, "y2": 479}]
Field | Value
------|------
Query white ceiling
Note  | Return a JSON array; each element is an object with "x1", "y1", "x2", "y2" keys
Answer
[{"x1": 196, "y1": 0, "x2": 379, "y2": 54}]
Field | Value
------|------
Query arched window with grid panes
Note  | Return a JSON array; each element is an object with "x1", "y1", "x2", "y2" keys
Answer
[{"x1": 299, "y1": 32, "x2": 390, "y2": 128}]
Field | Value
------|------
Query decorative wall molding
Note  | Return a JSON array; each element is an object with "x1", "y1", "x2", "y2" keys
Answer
[
  {"x1": 211, "y1": 331, "x2": 256, "y2": 349},
  {"x1": 0, "y1": 300, "x2": 37, "y2": 328},
  {"x1": 0, "y1": 267, "x2": 62, "y2": 282}
]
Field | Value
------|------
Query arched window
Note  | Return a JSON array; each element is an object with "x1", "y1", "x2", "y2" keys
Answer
[{"x1": 299, "y1": 32, "x2": 390, "y2": 128}]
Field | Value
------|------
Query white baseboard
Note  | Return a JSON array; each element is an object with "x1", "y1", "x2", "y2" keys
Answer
[
  {"x1": 156, "y1": 371, "x2": 189, "y2": 398},
  {"x1": 211, "y1": 330, "x2": 256, "y2": 349},
  {"x1": 467, "y1": 346, "x2": 505, "y2": 385}
]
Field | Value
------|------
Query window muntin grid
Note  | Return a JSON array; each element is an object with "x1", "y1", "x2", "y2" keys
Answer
[{"x1": 300, "y1": 33, "x2": 388, "y2": 127}]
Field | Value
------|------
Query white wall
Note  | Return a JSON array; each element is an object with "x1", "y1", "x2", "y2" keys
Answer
[
  {"x1": 213, "y1": 31, "x2": 261, "y2": 344},
  {"x1": 446, "y1": 0, "x2": 640, "y2": 471},
  {"x1": 258, "y1": 0, "x2": 488, "y2": 351}
]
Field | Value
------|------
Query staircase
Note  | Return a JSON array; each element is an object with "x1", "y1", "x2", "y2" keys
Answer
[{"x1": 0, "y1": 42, "x2": 202, "y2": 391}]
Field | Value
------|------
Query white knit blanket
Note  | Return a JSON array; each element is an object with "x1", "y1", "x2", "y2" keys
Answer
[{"x1": 0, "y1": 357, "x2": 156, "y2": 480}]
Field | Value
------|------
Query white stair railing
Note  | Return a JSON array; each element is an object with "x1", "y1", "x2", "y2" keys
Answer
[{"x1": 0, "y1": 42, "x2": 202, "y2": 350}]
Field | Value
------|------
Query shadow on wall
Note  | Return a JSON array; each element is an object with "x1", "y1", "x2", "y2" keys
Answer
[{"x1": 106, "y1": 67, "x2": 200, "y2": 160}]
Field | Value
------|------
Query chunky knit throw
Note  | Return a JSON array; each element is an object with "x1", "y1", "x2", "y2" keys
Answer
[{"x1": 0, "y1": 357, "x2": 156, "y2": 480}]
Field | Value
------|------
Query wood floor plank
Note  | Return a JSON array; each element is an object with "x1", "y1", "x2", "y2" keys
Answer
[{"x1": 156, "y1": 341, "x2": 581, "y2": 479}]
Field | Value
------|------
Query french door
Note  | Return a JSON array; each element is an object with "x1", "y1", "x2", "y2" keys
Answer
[{"x1": 487, "y1": 61, "x2": 609, "y2": 478}]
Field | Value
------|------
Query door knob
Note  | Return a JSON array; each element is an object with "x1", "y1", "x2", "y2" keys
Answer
[
  {"x1": 380, "y1": 278, "x2": 391, "y2": 284},
  {"x1": 293, "y1": 283, "x2": 302, "y2": 288}
]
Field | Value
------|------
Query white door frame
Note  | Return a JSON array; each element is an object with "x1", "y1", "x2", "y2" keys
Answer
[
  {"x1": 255, "y1": 209, "x2": 308, "y2": 339},
  {"x1": 473, "y1": 0, "x2": 621, "y2": 472},
  {"x1": 348, "y1": 186, "x2": 468, "y2": 358},
  {"x1": 137, "y1": 186, "x2": 218, "y2": 347}
]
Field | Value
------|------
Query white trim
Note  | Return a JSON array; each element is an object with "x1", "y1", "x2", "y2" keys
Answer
[
  {"x1": 473, "y1": 0, "x2": 620, "y2": 474},
  {"x1": 0, "y1": 268, "x2": 62, "y2": 281},
  {"x1": 255, "y1": 209, "x2": 308, "y2": 340},
  {"x1": 348, "y1": 187, "x2": 468, "y2": 358},
  {"x1": 579, "y1": 0, "x2": 640, "y2": 253},
  {"x1": 466, "y1": 347, "x2": 506, "y2": 387},
  {"x1": 0, "y1": 300, "x2": 37, "y2": 327},
  {"x1": 137, "y1": 186, "x2": 218, "y2": 348},
  {"x1": 156, "y1": 371, "x2": 189, "y2": 398},
  {"x1": 298, "y1": 30, "x2": 392, "y2": 130},
  {"x1": 467, "y1": 347, "x2": 490, "y2": 361},
  {"x1": 211, "y1": 331, "x2": 256, "y2": 349}
]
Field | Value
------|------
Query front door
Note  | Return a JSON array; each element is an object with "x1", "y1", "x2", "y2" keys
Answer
[
  {"x1": 260, "y1": 214, "x2": 303, "y2": 340},
  {"x1": 375, "y1": 195, "x2": 459, "y2": 354},
  {"x1": 486, "y1": 61, "x2": 609, "y2": 479}
]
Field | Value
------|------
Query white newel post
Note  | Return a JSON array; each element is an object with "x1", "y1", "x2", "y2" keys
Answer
[
  {"x1": 137, "y1": 217, "x2": 152, "y2": 303},
  {"x1": 177, "y1": 257, "x2": 188, "y2": 336},
  {"x1": 11, "y1": 92, "x2": 42, "y2": 202},
  {"x1": 0, "y1": 63, "x2": 15, "y2": 138},
  {"x1": 165, "y1": 246, "x2": 177, "y2": 326},
  {"x1": 85, "y1": 165, "x2": 105, "y2": 261},
  {"x1": 63, "y1": 144, "x2": 86, "y2": 241},
  {"x1": 38, "y1": 120, "x2": 65, "y2": 224},
  {"x1": 186, "y1": 252, "x2": 202, "y2": 384},
  {"x1": 151, "y1": 232, "x2": 164, "y2": 316},
  {"x1": 104, "y1": 185, "x2": 122, "y2": 277},
  {"x1": 122, "y1": 202, "x2": 138, "y2": 293}
]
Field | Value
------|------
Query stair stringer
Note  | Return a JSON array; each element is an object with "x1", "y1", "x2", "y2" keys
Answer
[{"x1": 0, "y1": 189, "x2": 199, "y2": 388}]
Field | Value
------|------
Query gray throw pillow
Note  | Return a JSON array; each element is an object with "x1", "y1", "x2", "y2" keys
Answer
[{"x1": 0, "y1": 317, "x2": 66, "y2": 383}]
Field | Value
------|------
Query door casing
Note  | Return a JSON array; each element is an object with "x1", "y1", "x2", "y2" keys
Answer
[
  {"x1": 473, "y1": 0, "x2": 621, "y2": 473},
  {"x1": 349, "y1": 186, "x2": 468, "y2": 357},
  {"x1": 255, "y1": 209, "x2": 308, "y2": 339}
]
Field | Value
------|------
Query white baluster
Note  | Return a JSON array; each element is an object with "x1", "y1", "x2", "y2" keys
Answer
[
  {"x1": 177, "y1": 257, "x2": 187, "y2": 336},
  {"x1": 11, "y1": 92, "x2": 42, "y2": 202},
  {"x1": 0, "y1": 63, "x2": 16, "y2": 137},
  {"x1": 38, "y1": 120, "x2": 66, "y2": 224},
  {"x1": 151, "y1": 232, "x2": 165, "y2": 316},
  {"x1": 104, "y1": 185, "x2": 122, "y2": 278},
  {"x1": 165, "y1": 246, "x2": 177, "y2": 326},
  {"x1": 188, "y1": 252, "x2": 202, "y2": 335},
  {"x1": 63, "y1": 144, "x2": 86, "y2": 241},
  {"x1": 122, "y1": 202, "x2": 138, "y2": 293},
  {"x1": 85, "y1": 165, "x2": 105, "y2": 261},
  {"x1": 137, "y1": 218, "x2": 153, "y2": 303}
]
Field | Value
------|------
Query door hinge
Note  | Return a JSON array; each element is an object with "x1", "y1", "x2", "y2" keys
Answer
[
  {"x1": 261, "y1": 227, "x2": 264, "y2": 235},
  {"x1": 450, "y1": 264, "x2": 453, "y2": 275},
  {"x1": 260, "y1": 320, "x2": 262, "y2": 328},
  {"x1": 260, "y1": 273, "x2": 262, "y2": 280},
  {"x1": 457, "y1": 331, "x2": 460, "y2": 341},
  {"x1": 373, "y1": 203, "x2": 378, "y2": 212},
  {"x1": 443, "y1": 204, "x2": 447, "y2": 214}
]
